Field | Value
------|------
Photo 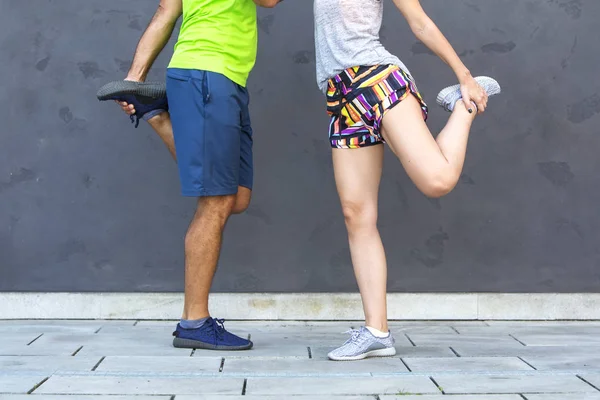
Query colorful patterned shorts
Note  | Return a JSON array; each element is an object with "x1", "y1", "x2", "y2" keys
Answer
[{"x1": 326, "y1": 64, "x2": 428, "y2": 149}]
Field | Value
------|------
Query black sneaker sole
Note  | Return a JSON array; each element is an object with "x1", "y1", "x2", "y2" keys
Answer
[
  {"x1": 96, "y1": 81, "x2": 167, "y2": 101},
  {"x1": 173, "y1": 337, "x2": 253, "y2": 351}
]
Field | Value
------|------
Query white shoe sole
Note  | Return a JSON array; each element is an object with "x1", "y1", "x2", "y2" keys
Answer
[
  {"x1": 328, "y1": 347, "x2": 397, "y2": 361},
  {"x1": 436, "y1": 76, "x2": 501, "y2": 109}
]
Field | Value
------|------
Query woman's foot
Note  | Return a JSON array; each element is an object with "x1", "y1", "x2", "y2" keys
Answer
[
  {"x1": 328, "y1": 327, "x2": 396, "y2": 361},
  {"x1": 436, "y1": 76, "x2": 501, "y2": 112}
]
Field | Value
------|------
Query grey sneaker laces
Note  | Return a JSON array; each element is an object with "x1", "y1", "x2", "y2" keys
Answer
[{"x1": 343, "y1": 328, "x2": 366, "y2": 346}]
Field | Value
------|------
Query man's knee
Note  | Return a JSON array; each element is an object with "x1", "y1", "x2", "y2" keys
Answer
[
  {"x1": 198, "y1": 195, "x2": 237, "y2": 221},
  {"x1": 185, "y1": 196, "x2": 235, "y2": 247},
  {"x1": 232, "y1": 199, "x2": 250, "y2": 215},
  {"x1": 231, "y1": 187, "x2": 252, "y2": 215}
]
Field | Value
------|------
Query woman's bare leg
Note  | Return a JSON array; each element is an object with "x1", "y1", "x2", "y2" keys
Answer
[
  {"x1": 333, "y1": 144, "x2": 388, "y2": 332},
  {"x1": 381, "y1": 95, "x2": 477, "y2": 198},
  {"x1": 335, "y1": 94, "x2": 475, "y2": 334}
]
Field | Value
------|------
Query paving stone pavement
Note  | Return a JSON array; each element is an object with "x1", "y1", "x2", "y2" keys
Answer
[{"x1": 2, "y1": 320, "x2": 600, "y2": 399}]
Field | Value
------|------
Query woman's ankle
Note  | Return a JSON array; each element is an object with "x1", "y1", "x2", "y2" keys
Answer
[
  {"x1": 453, "y1": 100, "x2": 478, "y2": 119},
  {"x1": 365, "y1": 319, "x2": 389, "y2": 333}
]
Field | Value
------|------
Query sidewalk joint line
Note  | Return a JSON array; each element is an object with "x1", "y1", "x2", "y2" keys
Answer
[
  {"x1": 405, "y1": 333, "x2": 416, "y2": 347},
  {"x1": 27, "y1": 376, "x2": 49, "y2": 394},
  {"x1": 578, "y1": 375, "x2": 600, "y2": 392},
  {"x1": 94, "y1": 327, "x2": 103, "y2": 334},
  {"x1": 241, "y1": 378, "x2": 248, "y2": 395},
  {"x1": 307, "y1": 347, "x2": 312, "y2": 359},
  {"x1": 91, "y1": 356, "x2": 106, "y2": 371},
  {"x1": 400, "y1": 358, "x2": 412, "y2": 372},
  {"x1": 451, "y1": 326, "x2": 461, "y2": 334},
  {"x1": 518, "y1": 356, "x2": 537, "y2": 370},
  {"x1": 219, "y1": 358, "x2": 225, "y2": 373},
  {"x1": 72, "y1": 346, "x2": 83, "y2": 356},
  {"x1": 509, "y1": 334, "x2": 527, "y2": 346},
  {"x1": 449, "y1": 347, "x2": 461, "y2": 357},
  {"x1": 27, "y1": 333, "x2": 43, "y2": 346},
  {"x1": 430, "y1": 376, "x2": 444, "y2": 394}
]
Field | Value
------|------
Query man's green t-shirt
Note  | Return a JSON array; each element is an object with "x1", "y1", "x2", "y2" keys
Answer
[{"x1": 168, "y1": 0, "x2": 257, "y2": 87}]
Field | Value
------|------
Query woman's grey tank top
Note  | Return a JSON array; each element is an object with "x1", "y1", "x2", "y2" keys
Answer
[{"x1": 314, "y1": 0, "x2": 411, "y2": 92}]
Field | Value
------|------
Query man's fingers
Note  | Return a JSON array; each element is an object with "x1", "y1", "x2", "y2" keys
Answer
[
  {"x1": 112, "y1": 99, "x2": 136, "y2": 115},
  {"x1": 120, "y1": 106, "x2": 136, "y2": 115}
]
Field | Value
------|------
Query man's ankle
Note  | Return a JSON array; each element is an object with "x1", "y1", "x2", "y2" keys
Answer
[
  {"x1": 180, "y1": 316, "x2": 210, "y2": 329},
  {"x1": 145, "y1": 110, "x2": 169, "y2": 124},
  {"x1": 182, "y1": 311, "x2": 210, "y2": 319}
]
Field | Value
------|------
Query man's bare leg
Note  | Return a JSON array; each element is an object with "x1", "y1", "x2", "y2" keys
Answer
[
  {"x1": 147, "y1": 112, "x2": 176, "y2": 160},
  {"x1": 182, "y1": 195, "x2": 235, "y2": 320},
  {"x1": 102, "y1": 0, "x2": 258, "y2": 352},
  {"x1": 117, "y1": 102, "x2": 176, "y2": 160}
]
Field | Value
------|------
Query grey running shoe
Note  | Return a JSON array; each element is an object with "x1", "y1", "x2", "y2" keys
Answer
[
  {"x1": 436, "y1": 76, "x2": 501, "y2": 112},
  {"x1": 328, "y1": 327, "x2": 396, "y2": 361}
]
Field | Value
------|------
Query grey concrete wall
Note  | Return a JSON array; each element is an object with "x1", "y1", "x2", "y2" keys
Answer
[{"x1": 1, "y1": 0, "x2": 599, "y2": 293}]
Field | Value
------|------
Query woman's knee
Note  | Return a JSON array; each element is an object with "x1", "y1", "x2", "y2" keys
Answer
[
  {"x1": 341, "y1": 201, "x2": 378, "y2": 232},
  {"x1": 419, "y1": 172, "x2": 459, "y2": 198}
]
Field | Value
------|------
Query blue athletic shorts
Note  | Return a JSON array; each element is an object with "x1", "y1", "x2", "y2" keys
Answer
[{"x1": 166, "y1": 68, "x2": 253, "y2": 197}]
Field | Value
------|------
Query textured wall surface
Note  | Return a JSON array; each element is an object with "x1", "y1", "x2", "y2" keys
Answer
[{"x1": 1, "y1": 0, "x2": 599, "y2": 292}]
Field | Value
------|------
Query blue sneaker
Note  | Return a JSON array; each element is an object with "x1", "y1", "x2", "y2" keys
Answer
[
  {"x1": 172, "y1": 318, "x2": 253, "y2": 351},
  {"x1": 96, "y1": 80, "x2": 168, "y2": 127}
]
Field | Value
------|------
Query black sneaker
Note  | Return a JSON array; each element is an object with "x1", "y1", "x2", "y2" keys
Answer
[{"x1": 97, "y1": 80, "x2": 168, "y2": 127}]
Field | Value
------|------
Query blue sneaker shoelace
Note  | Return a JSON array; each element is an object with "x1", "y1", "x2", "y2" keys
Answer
[
  {"x1": 173, "y1": 317, "x2": 227, "y2": 341},
  {"x1": 209, "y1": 318, "x2": 226, "y2": 341}
]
